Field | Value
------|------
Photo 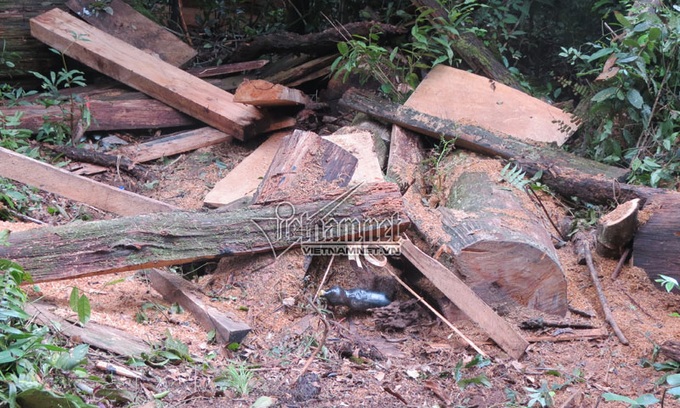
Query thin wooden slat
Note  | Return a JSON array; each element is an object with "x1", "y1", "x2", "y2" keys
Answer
[{"x1": 29, "y1": 8, "x2": 265, "y2": 140}]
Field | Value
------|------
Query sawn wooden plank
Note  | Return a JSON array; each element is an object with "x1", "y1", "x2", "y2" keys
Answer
[{"x1": 30, "y1": 8, "x2": 268, "y2": 140}]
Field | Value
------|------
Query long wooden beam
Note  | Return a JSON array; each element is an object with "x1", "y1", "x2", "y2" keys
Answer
[
  {"x1": 0, "y1": 147, "x2": 177, "y2": 216},
  {"x1": 0, "y1": 182, "x2": 409, "y2": 283},
  {"x1": 29, "y1": 8, "x2": 266, "y2": 140}
]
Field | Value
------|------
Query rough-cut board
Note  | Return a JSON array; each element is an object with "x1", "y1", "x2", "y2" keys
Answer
[
  {"x1": 407, "y1": 65, "x2": 578, "y2": 145},
  {"x1": 386, "y1": 126, "x2": 425, "y2": 194},
  {"x1": 25, "y1": 302, "x2": 150, "y2": 358},
  {"x1": 322, "y1": 131, "x2": 384, "y2": 184},
  {"x1": 400, "y1": 239, "x2": 528, "y2": 360},
  {"x1": 66, "y1": 0, "x2": 196, "y2": 67},
  {"x1": 252, "y1": 130, "x2": 358, "y2": 205},
  {"x1": 186, "y1": 59, "x2": 269, "y2": 78},
  {"x1": 0, "y1": 147, "x2": 177, "y2": 216},
  {"x1": 30, "y1": 8, "x2": 268, "y2": 140},
  {"x1": 203, "y1": 132, "x2": 288, "y2": 208},
  {"x1": 147, "y1": 269, "x2": 250, "y2": 344},
  {"x1": 234, "y1": 79, "x2": 310, "y2": 107},
  {"x1": 116, "y1": 127, "x2": 233, "y2": 164},
  {"x1": 0, "y1": 182, "x2": 408, "y2": 283}
]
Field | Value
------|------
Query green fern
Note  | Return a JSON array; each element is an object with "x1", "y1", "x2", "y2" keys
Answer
[{"x1": 499, "y1": 162, "x2": 530, "y2": 190}]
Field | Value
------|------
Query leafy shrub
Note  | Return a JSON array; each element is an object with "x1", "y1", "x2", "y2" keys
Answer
[{"x1": 561, "y1": 2, "x2": 680, "y2": 187}]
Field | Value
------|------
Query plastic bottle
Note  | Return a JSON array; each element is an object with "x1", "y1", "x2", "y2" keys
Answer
[{"x1": 319, "y1": 286, "x2": 391, "y2": 311}]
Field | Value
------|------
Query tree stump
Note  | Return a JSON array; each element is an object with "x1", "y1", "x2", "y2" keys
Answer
[{"x1": 439, "y1": 152, "x2": 567, "y2": 316}]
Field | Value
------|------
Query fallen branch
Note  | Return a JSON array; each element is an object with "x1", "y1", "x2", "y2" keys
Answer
[{"x1": 576, "y1": 232, "x2": 629, "y2": 345}]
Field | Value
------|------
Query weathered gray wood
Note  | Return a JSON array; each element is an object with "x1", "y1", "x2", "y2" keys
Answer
[
  {"x1": 0, "y1": 182, "x2": 408, "y2": 283},
  {"x1": 25, "y1": 302, "x2": 150, "y2": 358},
  {"x1": 147, "y1": 269, "x2": 250, "y2": 344},
  {"x1": 66, "y1": 0, "x2": 196, "y2": 67}
]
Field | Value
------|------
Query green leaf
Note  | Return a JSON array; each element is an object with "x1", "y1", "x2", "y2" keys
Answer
[
  {"x1": 250, "y1": 396, "x2": 276, "y2": 408},
  {"x1": 78, "y1": 294, "x2": 91, "y2": 325},
  {"x1": 337, "y1": 42, "x2": 349, "y2": 56},
  {"x1": 602, "y1": 393, "x2": 639, "y2": 404},
  {"x1": 626, "y1": 89, "x2": 644, "y2": 109},
  {"x1": 69, "y1": 286, "x2": 79, "y2": 312},
  {"x1": 666, "y1": 373, "x2": 680, "y2": 386},
  {"x1": 586, "y1": 47, "x2": 614, "y2": 62},
  {"x1": 591, "y1": 87, "x2": 618, "y2": 103}
]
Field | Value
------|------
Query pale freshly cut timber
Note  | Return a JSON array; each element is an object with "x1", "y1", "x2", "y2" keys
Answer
[
  {"x1": 203, "y1": 132, "x2": 288, "y2": 208},
  {"x1": 0, "y1": 147, "x2": 177, "y2": 216},
  {"x1": 66, "y1": 0, "x2": 196, "y2": 67},
  {"x1": 400, "y1": 239, "x2": 529, "y2": 360},
  {"x1": 407, "y1": 65, "x2": 577, "y2": 145},
  {"x1": 596, "y1": 198, "x2": 640, "y2": 258},
  {"x1": 0, "y1": 182, "x2": 409, "y2": 283},
  {"x1": 234, "y1": 79, "x2": 310, "y2": 107},
  {"x1": 439, "y1": 151, "x2": 567, "y2": 316},
  {"x1": 322, "y1": 130, "x2": 384, "y2": 184},
  {"x1": 30, "y1": 8, "x2": 268, "y2": 140},
  {"x1": 147, "y1": 269, "x2": 250, "y2": 343}
]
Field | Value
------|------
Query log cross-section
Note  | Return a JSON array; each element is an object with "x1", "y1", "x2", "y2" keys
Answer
[
  {"x1": 29, "y1": 8, "x2": 266, "y2": 140},
  {"x1": 0, "y1": 183, "x2": 409, "y2": 283}
]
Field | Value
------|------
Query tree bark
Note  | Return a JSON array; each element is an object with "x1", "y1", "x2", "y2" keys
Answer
[
  {"x1": 439, "y1": 151, "x2": 567, "y2": 316},
  {"x1": 0, "y1": 182, "x2": 409, "y2": 283}
]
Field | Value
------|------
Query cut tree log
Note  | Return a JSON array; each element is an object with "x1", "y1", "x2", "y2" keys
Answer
[
  {"x1": 251, "y1": 130, "x2": 358, "y2": 205},
  {"x1": 30, "y1": 8, "x2": 277, "y2": 141},
  {"x1": 400, "y1": 239, "x2": 529, "y2": 360},
  {"x1": 234, "y1": 79, "x2": 310, "y2": 107},
  {"x1": 596, "y1": 198, "x2": 640, "y2": 258},
  {"x1": 0, "y1": 182, "x2": 409, "y2": 283},
  {"x1": 407, "y1": 65, "x2": 578, "y2": 145},
  {"x1": 203, "y1": 132, "x2": 288, "y2": 208},
  {"x1": 411, "y1": 0, "x2": 524, "y2": 90},
  {"x1": 439, "y1": 151, "x2": 567, "y2": 316},
  {"x1": 386, "y1": 126, "x2": 426, "y2": 194},
  {"x1": 0, "y1": 147, "x2": 177, "y2": 216},
  {"x1": 339, "y1": 89, "x2": 636, "y2": 205},
  {"x1": 147, "y1": 269, "x2": 250, "y2": 344},
  {"x1": 66, "y1": 0, "x2": 196, "y2": 67},
  {"x1": 25, "y1": 302, "x2": 150, "y2": 358}
]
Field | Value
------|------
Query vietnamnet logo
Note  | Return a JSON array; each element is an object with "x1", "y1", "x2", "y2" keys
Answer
[{"x1": 253, "y1": 183, "x2": 404, "y2": 257}]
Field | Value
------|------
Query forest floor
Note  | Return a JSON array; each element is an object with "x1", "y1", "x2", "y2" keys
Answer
[{"x1": 4, "y1": 124, "x2": 680, "y2": 408}]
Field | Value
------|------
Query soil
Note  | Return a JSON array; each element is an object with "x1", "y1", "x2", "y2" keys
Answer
[{"x1": 3, "y1": 122, "x2": 680, "y2": 408}]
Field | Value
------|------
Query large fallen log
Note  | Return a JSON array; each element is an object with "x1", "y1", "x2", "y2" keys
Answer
[
  {"x1": 339, "y1": 89, "x2": 635, "y2": 205},
  {"x1": 439, "y1": 151, "x2": 567, "y2": 316},
  {"x1": 0, "y1": 182, "x2": 409, "y2": 283}
]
